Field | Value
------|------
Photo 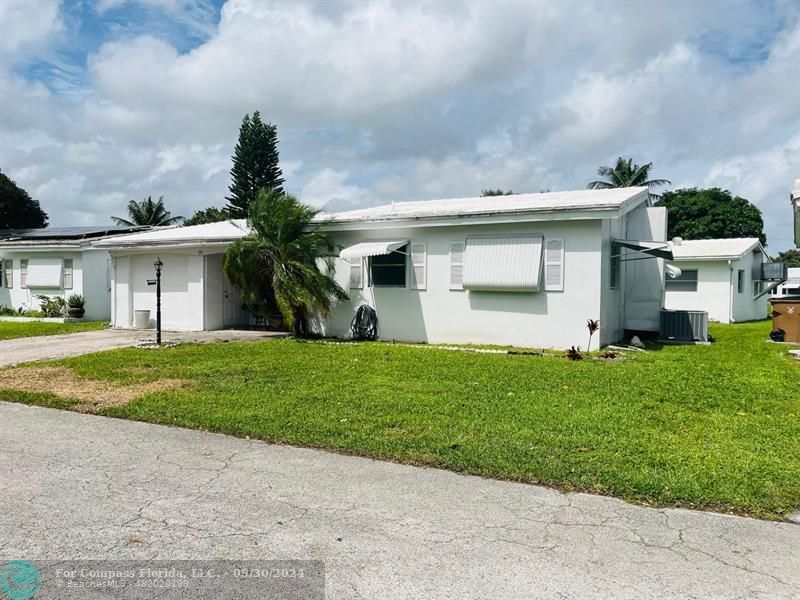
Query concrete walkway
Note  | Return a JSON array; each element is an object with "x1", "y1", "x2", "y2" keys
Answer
[
  {"x1": 0, "y1": 327, "x2": 283, "y2": 367},
  {"x1": 0, "y1": 402, "x2": 798, "y2": 599}
]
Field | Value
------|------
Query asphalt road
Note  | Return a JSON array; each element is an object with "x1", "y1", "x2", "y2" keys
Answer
[{"x1": 0, "y1": 402, "x2": 798, "y2": 599}]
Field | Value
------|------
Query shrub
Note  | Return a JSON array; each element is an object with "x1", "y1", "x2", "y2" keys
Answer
[
  {"x1": 67, "y1": 294, "x2": 85, "y2": 308},
  {"x1": 36, "y1": 295, "x2": 66, "y2": 318}
]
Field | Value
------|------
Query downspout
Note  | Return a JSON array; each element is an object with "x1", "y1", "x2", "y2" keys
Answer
[{"x1": 728, "y1": 259, "x2": 735, "y2": 324}]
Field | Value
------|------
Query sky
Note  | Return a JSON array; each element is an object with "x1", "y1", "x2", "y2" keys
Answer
[{"x1": 1, "y1": 0, "x2": 799, "y2": 251}]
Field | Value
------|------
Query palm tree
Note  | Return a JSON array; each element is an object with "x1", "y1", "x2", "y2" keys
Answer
[
  {"x1": 112, "y1": 195, "x2": 184, "y2": 226},
  {"x1": 223, "y1": 189, "x2": 348, "y2": 336},
  {"x1": 587, "y1": 157, "x2": 671, "y2": 198}
]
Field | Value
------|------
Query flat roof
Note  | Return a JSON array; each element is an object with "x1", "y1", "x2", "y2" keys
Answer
[
  {"x1": 669, "y1": 238, "x2": 763, "y2": 260},
  {"x1": 320, "y1": 187, "x2": 649, "y2": 224},
  {"x1": 92, "y1": 220, "x2": 249, "y2": 248},
  {"x1": 92, "y1": 187, "x2": 650, "y2": 249}
]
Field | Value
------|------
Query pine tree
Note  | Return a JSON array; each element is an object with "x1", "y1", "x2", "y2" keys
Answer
[{"x1": 225, "y1": 112, "x2": 284, "y2": 218}]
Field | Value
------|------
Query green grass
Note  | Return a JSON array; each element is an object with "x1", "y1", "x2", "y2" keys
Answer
[
  {"x1": 2, "y1": 321, "x2": 798, "y2": 519},
  {"x1": 0, "y1": 320, "x2": 107, "y2": 340}
]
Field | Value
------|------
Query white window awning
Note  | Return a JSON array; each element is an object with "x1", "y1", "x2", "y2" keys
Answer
[
  {"x1": 665, "y1": 264, "x2": 682, "y2": 279},
  {"x1": 340, "y1": 240, "x2": 408, "y2": 260},
  {"x1": 613, "y1": 239, "x2": 674, "y2": 260},
  {"x1": 463, "y1": 235, "x2": 543, "y2": 292}
]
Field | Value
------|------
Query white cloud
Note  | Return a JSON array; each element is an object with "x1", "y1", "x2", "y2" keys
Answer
[
  {"x1": 1, "y1": 0, "x2": 799, "y2": 250},
  {"x1": 0, "y1": 0, "x2": 63, "y2": 56}
]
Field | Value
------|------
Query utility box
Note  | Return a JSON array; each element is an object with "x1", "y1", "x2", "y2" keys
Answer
[
  {"x1": 660, "y1": 309, "x2": 709, "y2": 342},
  {"x1": 770, "y1": 298, "x2": 800, "y2": 343}
]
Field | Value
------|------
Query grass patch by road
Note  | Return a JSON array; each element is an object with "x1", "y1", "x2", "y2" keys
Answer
[
  {"x1": 0, "y1": 320, "x2": 107, "y2": 340},
  {"x1": 1, "y1": 321, "x2": 797, "y2": 519}
]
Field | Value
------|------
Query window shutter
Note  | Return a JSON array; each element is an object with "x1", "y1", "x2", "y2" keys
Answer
[
  {"x1": 410, "y1": 243, "x2": 426, "y2": 290},
  {"x1": 544, "y1": 239, "x2": 564, "y2": 291},
  {"x1": 4, "y1": 259, "x2": 12, "y2": 289},
  {"x1": 63, "y1": 258, "x2": 73, "y2": 290},
  {"x1": 20, "y1": 259, "x2": 28, "y2": 288},
  {"x1": 349, "y1": 257, "x2": 363, "y2": 289},
  {"x1": 449, "y1": 242, "x2": 465, "y2": 290}
]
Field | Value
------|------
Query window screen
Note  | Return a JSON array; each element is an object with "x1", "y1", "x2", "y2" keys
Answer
[
  {"x1": 737, "y1": 269, "x2": 745, "y2": 294},
  {"x1": 20, "y1": 259, "x2": 28, "y2": 288},
  {"x1": 665, "y1": 269, "x2": 698, "y2": 292}
]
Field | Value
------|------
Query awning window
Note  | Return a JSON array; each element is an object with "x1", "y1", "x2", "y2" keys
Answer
[
  {"x1": 613, "y1": 239, "x2": 673, "y2": 261},
  {"x1": 340, "y1": 240, "x2": 408, "y2": 261},
  {"x1": 463, "y1": 235, "x2": 543, "y2": 292}
]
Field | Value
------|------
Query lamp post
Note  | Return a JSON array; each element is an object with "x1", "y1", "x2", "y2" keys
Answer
[{"x1": 147, "y1": 258, "x2": 164, "y2": 345}]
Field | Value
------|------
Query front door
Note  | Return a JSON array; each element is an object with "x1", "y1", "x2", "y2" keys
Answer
[{"x1": 223, "y1": 276, "x2": 247, "y2": 327}]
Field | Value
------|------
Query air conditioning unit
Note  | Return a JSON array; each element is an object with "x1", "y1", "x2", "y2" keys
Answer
[
  {"x1": 761, "y1": 262, "x2": 787, "y2": 281},
  {"x1": 659, "y1": 309, "x2": 709, "y2": 342}
]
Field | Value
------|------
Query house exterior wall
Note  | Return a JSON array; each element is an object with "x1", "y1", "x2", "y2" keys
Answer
[
  {"x1": 0, "y1": 249, "x2": 112, "y2": 320},
  {"x1": 319, "y1": 219, "x2": 606, "y2": 349},
  {"x1": 110, "y1": 250, "x2": 232, "y2": 331},
  {"x1": 731, "y1": 250, "x2": 769, "y2": 322},
  {"x1": 665, "y1": 260, "x2": 733, "y2": 323}
]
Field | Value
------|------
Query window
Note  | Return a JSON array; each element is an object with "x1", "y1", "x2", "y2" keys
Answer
[
  {"x1": 449, "y1": 242, "x2": 465, "y2": 290},
  {"x1": 610, "y1": 252, "x2": 620, "y2": 289},
  {"x1": 348, "y1": 257, "x2": 362, "y2": 289},
  {"x1": 20, "y1": 259, "x2": 28, "y2": 288},
  {"x1": 63, "y1": 258, "x2": 73, "y2": 289},
  {"x1": 544, "y1": 239, "x2": 564, "y2": 291},
  {"x1": 737, "y1": 269, "x2": 745, "y2": 294},
  {"x1": 753, "y1": 281, "x2": 761, "y2": 297},
  {"x1": 665, "y1": 269, "x2": 698, "y2": 292},
  {"x1": 3, "y1": 260, "x2": 12, "y2": 288},
  {"x1": 369, "y1": 245, "x2": 407, "y2": 287}
]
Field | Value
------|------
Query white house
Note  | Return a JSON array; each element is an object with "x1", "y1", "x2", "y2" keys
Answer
[
  {"x1": 773, "y1": 267, "x2": 800, "y2": 297},
  {"x1": 0, "y1": 226, "x2": 148, "y2": 320},
  {"x1": 93, "y1": 220, "x2": 252, "y2": 330},
  {"x1": 97, "y1": 187, "x2": 671, "y2": 349},
  {"x1": 663, "y1": 238, "x2": 772, "y2": 323}
]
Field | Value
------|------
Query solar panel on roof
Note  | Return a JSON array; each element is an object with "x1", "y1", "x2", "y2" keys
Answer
[{"x1": 0, "y1": 226, "x2": 148, "y2": 241}]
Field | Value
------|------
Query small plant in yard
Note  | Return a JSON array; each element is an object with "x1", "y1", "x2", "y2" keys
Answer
[
  {"x1": 586, "y1": 319, "x2": 600, "y2": 352},
  {"x1": 67, "y1": 294, "x2": 86, "y2": 319},
  {"x1": 36, "y1": 295, "x2": 66, "y2": 318},
  {"x1": 565, "y1": 346, "x2": 583, "y2": 360}
]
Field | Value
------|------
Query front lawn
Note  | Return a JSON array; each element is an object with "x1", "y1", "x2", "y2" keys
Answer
[
  {"x1": 0, "y1": 321, "x2": 797, "y2": 519},
  {"x1": 0, "y1": 320, "x2": 107, "y2": 340}
]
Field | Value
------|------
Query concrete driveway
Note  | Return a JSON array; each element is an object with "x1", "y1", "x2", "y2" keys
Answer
[
  {"x1": 1, "y1": 402, "x2": 798, "y2": 599},
  {"x1": 0, "y1": 327, "x2": 283, "y2": 367}
]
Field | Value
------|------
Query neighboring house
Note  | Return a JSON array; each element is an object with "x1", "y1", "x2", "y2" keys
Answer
[
  {"x1": 793, "y1": 178, "x2": 800, "y2": 248},
  {"x1": 96, "y1": 188, "x2": 670, "y2": 349},
  {"x1": 0, "y1": 226, "x2": 148, "y2": 320},
  {"x1": 772, "y1": 267, "x2": 800, "y2": 298},
  {"x1": 664, "y1": 238, "x2": 772, "y2": 323}
]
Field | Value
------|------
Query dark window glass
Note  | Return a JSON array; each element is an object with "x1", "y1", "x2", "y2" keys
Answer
[
  {"x1": 370, "y1": 246, "x2": 407, "y2": 287},
  {"x1": 665, "y1": 269, "x2": 698, "y2": 292}
]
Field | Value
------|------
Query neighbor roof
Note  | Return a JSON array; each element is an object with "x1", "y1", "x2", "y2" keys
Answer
[
  {"x1": 92, "y1": 220, "x2": 249, "y2": 248},
  {"x1": 319, "y1": 187, "x2": 650, "y2": 225},
  {"x1": 0, "y1": 226, "x2": 148, "y2": 242},
  {"x1": 669, "y1": 238, "x2": 763, "y2": 260}
]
